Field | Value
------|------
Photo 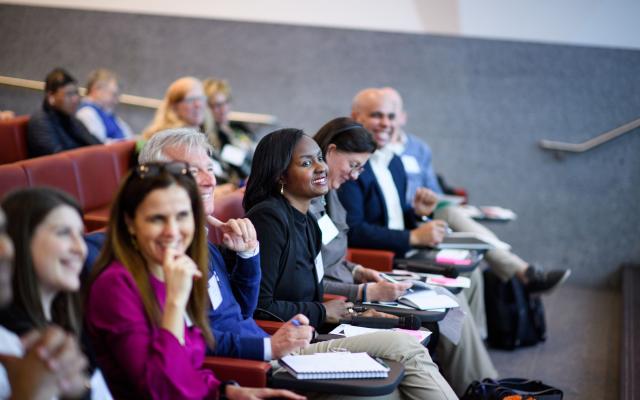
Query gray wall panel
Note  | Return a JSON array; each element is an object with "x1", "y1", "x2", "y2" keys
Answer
[{"x1": 1, "y1": 4, "x2": 638, "y2": 287}]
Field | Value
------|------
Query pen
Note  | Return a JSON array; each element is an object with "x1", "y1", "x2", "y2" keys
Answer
[
  {"x1": 381, "y1": 273, "x2": 413, "y2": 293},
  {"x1": 291, "y1": 319, "x2": 301, "y2": 326}
]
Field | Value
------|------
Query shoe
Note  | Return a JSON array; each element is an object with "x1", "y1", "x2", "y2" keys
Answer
[{"x1": 524, "y1": 265, "x2": 571, "y2": 294}]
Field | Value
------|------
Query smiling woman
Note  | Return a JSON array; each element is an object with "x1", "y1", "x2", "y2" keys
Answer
[
  {"x1": 244, "y1": 129, "x2": 342, "y2": 328},
  {"x1": 0, "y1": 187, "x2": 86, "y2": 336},
  {"x1": 84, "y1": 161, "x2": 303, "y2": 400}
]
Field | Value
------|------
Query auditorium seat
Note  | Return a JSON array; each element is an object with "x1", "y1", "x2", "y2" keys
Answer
[
  {"x1": 0, "y1": 140, "x2": 136, "y2": 231},
  {"x1": 202, "y1": 356, "x2": 271, "y2": 387},
  {"x1": 0, "y1": 164, "x2": 28, "y2": 199},
  {"x1": 0, "y1": 115, "x2": 29, "y2": 164}
]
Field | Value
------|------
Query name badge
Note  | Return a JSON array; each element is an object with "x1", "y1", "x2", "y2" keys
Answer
[
  {"x1": 317, "y1": 214, "x2": 339, "y2": 245},
  {"x1": 221, "y1": 144, "x2": 248, "y2": 167},
  {"x1": 401, "y1": 155, "x2": 421, "y2": 174},
  {"x1": 208, "y1": 274, "x2": 223, "y2": 310},
  {"x1": 314, "y1": 252, "x2": 324, "y2": 283}
]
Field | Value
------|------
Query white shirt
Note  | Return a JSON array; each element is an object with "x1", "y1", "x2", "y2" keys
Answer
[{"x1": 369, "y1": 148, "x2": 405, "y2": 230}]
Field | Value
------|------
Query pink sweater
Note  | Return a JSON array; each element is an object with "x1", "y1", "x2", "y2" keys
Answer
[{"x1": 86, "y1": 260, "x2": 219, "y2": 399}]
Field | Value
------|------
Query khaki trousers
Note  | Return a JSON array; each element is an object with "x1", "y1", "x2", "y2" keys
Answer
[{"x1": 274, "y1": 331, "x2": 458, "y2": 400}]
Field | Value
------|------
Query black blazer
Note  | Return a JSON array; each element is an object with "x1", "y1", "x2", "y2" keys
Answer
[{"x1": 246, "y1": 195, "x2": 326, "y2": 327}]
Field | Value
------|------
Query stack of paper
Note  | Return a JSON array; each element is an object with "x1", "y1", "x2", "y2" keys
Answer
[
  {"x1": 279, "y1": 352, "x2": 389, "y2": 380},
  {"x1": 330, "y1": 324, "x2": 432, "y2": 344}
]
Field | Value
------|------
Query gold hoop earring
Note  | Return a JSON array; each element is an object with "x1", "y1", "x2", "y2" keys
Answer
[{"x1": 280, "y1": 183, "x2": 284, "y2": 195}]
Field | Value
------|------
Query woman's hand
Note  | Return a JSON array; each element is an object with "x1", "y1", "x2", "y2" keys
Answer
[
  {"x1": 409, "y1": 220, "x2": 447, "y2": 247},
  {"x1": 366, "y1": 281, "x2": 413, "y2": 302},
  {"x1": 161, "y1": 247, "x2": 201, "y2": 344},
  {"x1": 207, "y1": 216, "x2": 259, "y2": 253},
  {"x1": 412, "y1": 187, "x2": 438, "y2": 217},
  {"x1": 163, "y1": 247, "x2": 202, "y2": 310},
  {"x1": 226, "y1": 385, "x2": 306, "y2": 400},
  {"x1": 322, "y1": 299, "x2": 354, "y2": 324},
  {"x1": 352, "y1": 265, "x2": 383, "y2": 283},
  {"x1": 3, "y1": 326, "x2": 89, "y2": 399}
]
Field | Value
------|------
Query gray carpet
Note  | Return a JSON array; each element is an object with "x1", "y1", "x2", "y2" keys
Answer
[{"x1": 488, "y1": 284, "x2": 620, "y2": 400}]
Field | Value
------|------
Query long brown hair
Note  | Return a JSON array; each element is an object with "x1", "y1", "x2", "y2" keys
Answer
[
  {"x1": 88, "y1": 162, "x2": 214, "y2": 348},
  {"x1": 1, "y1": 187, "x2": 83, "y2": 335}
]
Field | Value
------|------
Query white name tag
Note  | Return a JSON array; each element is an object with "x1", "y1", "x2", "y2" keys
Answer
[
  {"x1": 401, "y1": 155, "x2": 421, "y2": 174},
  {"x1": 317, "y1": 214, "x2": 339, "y2": 245},
  {"x1": 208, "y1": 274, "x2": 223, "y2": 310},
  {"x1": 221, "y1": 144, "x2": 248, "y2": 167},
  {"x1": 211, "y1": 159, "x2": 225, "y2": 177},
  {"x1": 314, "y1": 252, "x2": 324, "y2": 283}
]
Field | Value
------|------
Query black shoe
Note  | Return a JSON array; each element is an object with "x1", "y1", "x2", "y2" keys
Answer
[{"x1": 524, "y1": 265, "x2": 571, "y2": 294}]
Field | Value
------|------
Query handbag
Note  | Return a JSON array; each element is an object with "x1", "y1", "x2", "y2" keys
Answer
[{"x1": 462, "y1": 378, "x2": 563, "y2": 400}]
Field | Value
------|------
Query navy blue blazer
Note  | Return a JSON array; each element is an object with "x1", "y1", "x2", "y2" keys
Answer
[{"x1": 338, "y1": 154, "x2": 418, "y2": 256}]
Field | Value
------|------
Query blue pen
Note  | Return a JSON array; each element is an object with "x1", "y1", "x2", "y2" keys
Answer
[{"x1": 291, "y1": 319, "x2": 301, "y2": 326}]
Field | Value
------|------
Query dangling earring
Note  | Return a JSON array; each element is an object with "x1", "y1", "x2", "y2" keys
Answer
[{"x1": 280, "y1": 183, "x2": 284, "y2": 195}]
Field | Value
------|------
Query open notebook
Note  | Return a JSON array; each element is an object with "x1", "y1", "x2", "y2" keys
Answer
[
  {"x1": 397, "y1": 285, "x2": 459, "y2": 311},
  {"x1": 278, "y1": 352, "x2": 390, "y2": 380}
]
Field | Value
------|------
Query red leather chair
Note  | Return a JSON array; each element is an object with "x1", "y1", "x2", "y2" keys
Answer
[
  {"x1": 0, "y1": 164, "x2": 28, "y2": 199},
  {"x1": 0, "y1": 116, "x2": 29, "y2": 165},
  {"x1": 346, "y1": 248, "x2": 395, "y2": 272},
  {"x1": 202, "y1": 356, "x2": 272, "y2": 387},
  {"x1": 22, "y1": 154, "x2": 83, "y2": 202}
]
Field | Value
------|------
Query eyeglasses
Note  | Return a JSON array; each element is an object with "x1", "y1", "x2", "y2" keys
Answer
[
  {"x1": 134, "y1": 162, "x2": 191, "y2": 179},
  {"x1": 179, "y1": 95, "x2": 206, "y2": 105},
  {"x1": 348, "y1": 162, "x2": 365, "y2": 177}
]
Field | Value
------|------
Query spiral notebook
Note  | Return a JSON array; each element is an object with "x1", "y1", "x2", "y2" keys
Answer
[{"x1": 278, "y1": 352, "x2": 389, "y2": 380}]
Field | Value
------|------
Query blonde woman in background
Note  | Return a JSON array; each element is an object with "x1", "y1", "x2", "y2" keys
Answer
[
  {"x1": 143, "y1": 77, "x2": 236, "y2": 197},
  {"x1": 142, "y1": 77, "x2": 206, "y2": 140}
]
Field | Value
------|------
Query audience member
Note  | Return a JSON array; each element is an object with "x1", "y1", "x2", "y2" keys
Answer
[
  {"x1": 311, "y1": 117, "x2": 498, "y2": 394},
  {"x1": 142, "y1": 77, "x2": 237, "y2": 196},
  {"x1": 203, "y1": 78, "x2": 254, "y2": 153},
  {"x1": 27, "y1": 68, "x2": 100, "y2": 157},
  {"x1": 245, "y1": 128, "x2": 457, "y2": 399},
  {"x1": 76, "y1": 68, "x2": 133, "y2": 142},
  {"x1": 84, "y1": 161, "x2": 302, "y2": 399},
  {"x1": 382, "y1": 87, "x2": 570, "y2": 292},
  {"x1": 0, "y1": 191, "x2": 89, "y2": 399},
  {"x1": 142, "y1": 76, "x2": 206, "y2": 140},
  {"x1": 202, "y1": 78, "x2": 253, "y2": 181}
]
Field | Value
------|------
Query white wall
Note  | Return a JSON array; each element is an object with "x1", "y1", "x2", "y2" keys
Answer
[{"x1": 2, "y1": 0, "x2": 640, "y2": 49}]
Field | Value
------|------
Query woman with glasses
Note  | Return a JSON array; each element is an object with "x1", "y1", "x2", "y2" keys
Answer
[
  {"x1": 310, "y1": 117, "x2": 412, "y2": 303},
  {"x1": 245, "y1": 129, "x2": 457, "y2": 400},
  {"x1": 311, "y1": 118, "x2": 499, "y2": 395},
  {"x1": 85, "y1": 162, "x2": 304, "y2": 400},
  {"x1": 142, "y1": 77, "x2": 207, "y2": 140}
]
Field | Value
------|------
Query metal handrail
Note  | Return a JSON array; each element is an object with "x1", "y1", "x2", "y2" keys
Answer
[
  {"x1": 539, "y1": 117, "x2": 640, "y2": 153},
  {"x1": 0, "y1": 75, "x2": 277, "y2": 125}
]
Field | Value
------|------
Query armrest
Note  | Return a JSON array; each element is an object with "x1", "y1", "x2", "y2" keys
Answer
[
  {"x1": 255, "y1": 319, "x2": 284, "y2": 335},
  {"x1": 346, "y1": 248, "x2": 394, "y2": 272},
  {"x1": 323, "y1": 293, "x2": 347, "y2": 302},
  {"x1": 202, "y1": 356, "x2": 271, "y2": 387}
]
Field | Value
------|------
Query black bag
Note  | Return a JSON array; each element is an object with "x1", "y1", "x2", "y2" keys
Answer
[
  {"x1": 483, "y1": 269, "x2": 546, "y2": 349},
  {"x1": 462, "y1": 378, "x2": 563, "y2": 400}
]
